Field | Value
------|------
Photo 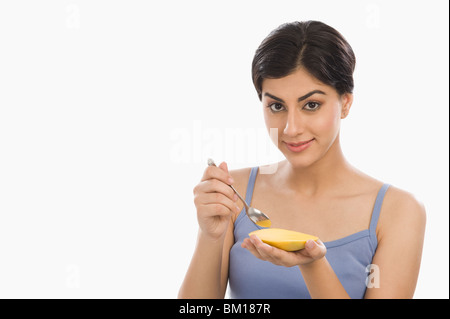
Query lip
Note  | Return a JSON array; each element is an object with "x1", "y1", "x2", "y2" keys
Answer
[{"x1": 284, "y1": 138, "x2": 315, "y2": 153}]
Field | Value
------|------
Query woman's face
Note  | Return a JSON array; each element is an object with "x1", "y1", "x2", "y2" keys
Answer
[{"x1": 262, "y1": 67, "x2": 352, "y2": 169}]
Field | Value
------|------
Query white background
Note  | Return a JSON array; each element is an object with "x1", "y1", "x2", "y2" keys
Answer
[{"x1": 0, "y1": 0, "x2": 448, "y2": 298}]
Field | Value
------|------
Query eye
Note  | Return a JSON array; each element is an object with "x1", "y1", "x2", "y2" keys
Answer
[
  {"x1": 268, "y1": 102, "x2": 285, "y2": 113},
  {"x1": 303, "y1": 101, "x2": 321, "y2": 111}
]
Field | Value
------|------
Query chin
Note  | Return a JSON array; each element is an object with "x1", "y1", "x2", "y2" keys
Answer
[
  {"x1": 282, "y1": 145, "x2": 333, "y2": 171},
  {"x1": 279, "y1": 137, "x2": 337, "y2": 170},
  {"x1": 285, "y1": 156, "x2": 317, "y2": 169},
  {"x1": 280, "y1": 148, "x2": 318, "y2": 169}
]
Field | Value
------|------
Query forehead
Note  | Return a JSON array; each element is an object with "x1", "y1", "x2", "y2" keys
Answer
[{"x1": 262, "y1": 67, "x2": 333, "y2": 99}]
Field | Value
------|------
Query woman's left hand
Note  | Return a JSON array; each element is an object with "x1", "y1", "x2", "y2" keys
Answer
[{"x1": 242, "y1": 235, "x2": 327, "y2": 267}]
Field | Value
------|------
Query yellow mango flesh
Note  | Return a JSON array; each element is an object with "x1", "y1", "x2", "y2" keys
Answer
[
  {"x1": 255, "y1": 219, "x2": 272, "y2": 228},
  {"x1": 249, "y1": 228, "x2": 318, "y2": 251}
]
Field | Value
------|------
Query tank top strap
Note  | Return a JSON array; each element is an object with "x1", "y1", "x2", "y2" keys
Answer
[
  {"x1": 369, "y1": 183, "x2": 390, "y2": 247},
  {"x1": 235, "y1": 167, "x2": 259, "y2": 226},
  {"x1": 245, "y1": 167, "x2": 259, "y2": 204}
]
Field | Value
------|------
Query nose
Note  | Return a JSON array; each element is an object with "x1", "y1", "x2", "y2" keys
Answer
[{"x1": 283, "y1": 109, "x2": 305, "y2": 137}]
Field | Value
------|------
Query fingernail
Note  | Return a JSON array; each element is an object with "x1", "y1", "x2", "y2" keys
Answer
[
  {"x1": 233, "y1": 194, "x2": 238, "y2": 201},
  {"x1": 228, "y1": 177, "x2": 234, "y2": 184},
  {"x1": 306, "y1": 240, "x2": 315, "y2": 249}
]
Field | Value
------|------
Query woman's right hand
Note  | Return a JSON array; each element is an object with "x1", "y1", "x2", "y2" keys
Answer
[{"x1": 193, "y1": 161, "x2": 241, "y2": 241}]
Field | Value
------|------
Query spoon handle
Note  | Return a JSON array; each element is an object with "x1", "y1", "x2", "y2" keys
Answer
[
  {"x1": 207, "y1": 158, "x2": 249, "y2": 211},
  {"x1": 230, "y1": 185, "x2": 249, "y2": 210}
]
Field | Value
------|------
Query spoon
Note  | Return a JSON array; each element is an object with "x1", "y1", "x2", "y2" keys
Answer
[{"x1": 207, "y1": 158, "x2": 271, "y2": 228}]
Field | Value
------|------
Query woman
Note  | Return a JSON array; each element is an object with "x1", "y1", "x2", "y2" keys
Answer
[{"x1": 178, "y1": 21, "x2": 426, "y2": 299}]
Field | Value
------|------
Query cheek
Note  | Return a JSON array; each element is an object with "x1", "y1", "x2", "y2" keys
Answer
[{"x1": 313, "y1": 108, "x2": 341, "y2": 136}]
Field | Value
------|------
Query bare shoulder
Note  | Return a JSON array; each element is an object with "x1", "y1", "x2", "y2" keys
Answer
[
  {"x1": 378, "y1": 185, "x2": 427, "y2": 241},
  {"x1": 383, "y1": 186, "x2": 426, "y2": 222}
]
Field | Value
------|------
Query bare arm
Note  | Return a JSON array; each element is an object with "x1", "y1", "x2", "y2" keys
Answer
[
  {"x1": 178, "y1": 163, "x2": 241, "y2": 299},
  {"x1": 298, "y1": 255, "x2": 350, "y2": 298},
  {"x1": 363, "y1": 188, "x2": 426, "y2": 298},
  {"x1": 178, "y1": 228, "x2": 231, "y2": 298}
]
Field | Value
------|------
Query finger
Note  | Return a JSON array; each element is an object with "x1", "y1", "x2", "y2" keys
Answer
[
  {"x1": 198, "y1": 203, "x2": 234, "y2": 218},
  {"x1": 249, "y1": 235, "x2": 282, "y2": 264},
  {"x1": 219, "y1": 161, "x2": 228, "y2": 174},
  {"x1": 198, "y1": 192, "x2": 240, "y2": 215},
  {"x1": 202, "y1": 163, "x2": 234, "y2": 185},
  {"x1": 251, "y1": 235, "x2": 306, "y2": 267},
  {"x1": 304, "y1": 239, "x2": 327, "y2": 259},
  {"x1": 195, "y1": 179, "x2": 237, "y2": 202},
  {"x1": 241, "y1": 238, "x2": 264, "y2": 260}
]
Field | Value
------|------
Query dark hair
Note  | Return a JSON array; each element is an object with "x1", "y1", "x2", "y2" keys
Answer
[{"x1": 252, "y1": 21, "x2": 356, "y2": 100}]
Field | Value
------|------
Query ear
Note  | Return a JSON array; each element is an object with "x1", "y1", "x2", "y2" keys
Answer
[{"x1": 340, "y1": 93, "x2": 353, "y2": 119}]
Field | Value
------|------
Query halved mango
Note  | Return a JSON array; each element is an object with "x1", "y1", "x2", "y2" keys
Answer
[{"x1": 249, "y1": 228, "x2": 318, "y2": 251}]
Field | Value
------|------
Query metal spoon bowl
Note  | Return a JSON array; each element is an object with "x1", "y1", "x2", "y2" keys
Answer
[{"x1": 207, "y1": 158, "x2": 271, "y2": 228}]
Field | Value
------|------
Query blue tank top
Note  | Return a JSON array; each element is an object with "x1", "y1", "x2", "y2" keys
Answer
[{"x1": 228, "y1": 167, "x2": 390, "y2": 299}]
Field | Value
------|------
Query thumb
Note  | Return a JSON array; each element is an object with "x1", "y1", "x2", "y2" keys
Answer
[
  {"x1": 219, "y1": 161, "x2": 229, "y2": 173},
  {"x1": 305, "y1": 239, "x2": 327, "y2": 259},
  {"x1": 219, "y1": 161, "x2": 234, "y2": 185}
]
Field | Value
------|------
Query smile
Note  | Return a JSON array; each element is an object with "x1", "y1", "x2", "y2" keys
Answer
[{"x1": 284, "y1": 138, "x2": 315, "y2": 153}]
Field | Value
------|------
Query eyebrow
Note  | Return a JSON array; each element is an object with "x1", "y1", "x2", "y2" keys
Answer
[{"x1": 263, "y1": 90, "x2": 326, "y2": 103}]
